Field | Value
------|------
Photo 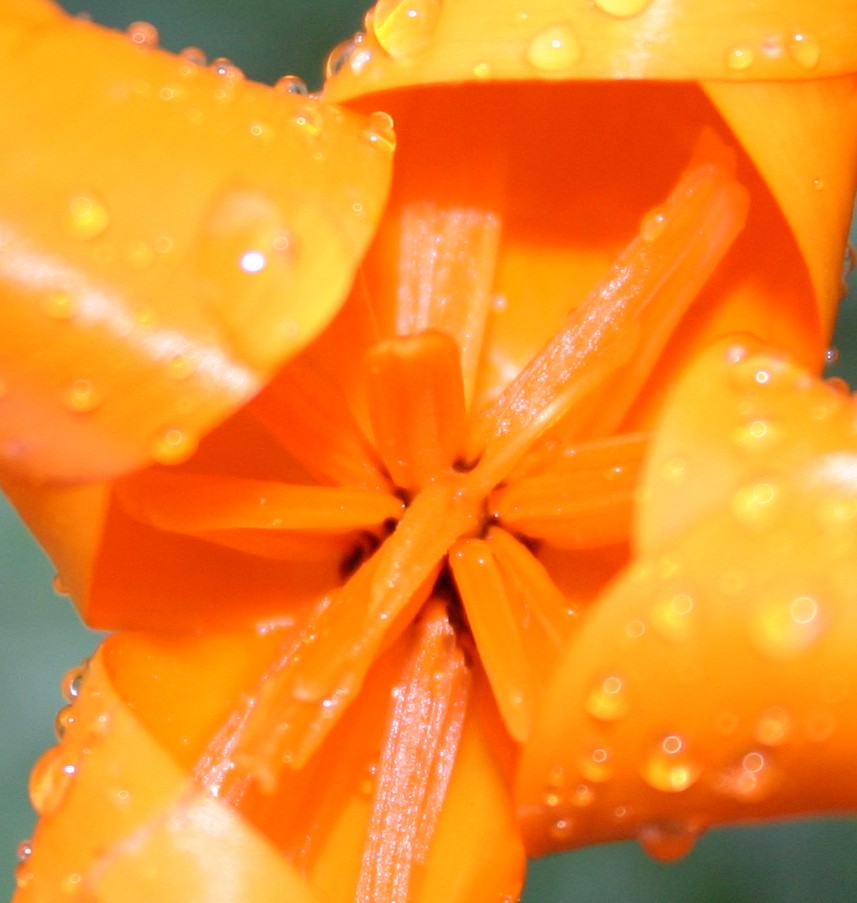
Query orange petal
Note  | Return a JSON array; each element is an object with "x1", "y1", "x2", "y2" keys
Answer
[
  {"x1": 325, "y1": 0, "x2": 857, "y2": 100},
  {"x1": 0, "y1": 3, "x2": 391, "y2": 481},
  {"x1": 517, "y1": 348, "x2": 857, "y2": 857}
]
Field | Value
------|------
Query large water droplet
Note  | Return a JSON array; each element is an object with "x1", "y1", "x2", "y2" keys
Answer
[
  {"x1": 526, "y1": 25, "x2": 581, "y2": 72},
  {"x1": 61, "y1": 659, "x2": 89, "y2": 702},
  {"x1": 326, "y1": 35, "x2": 360, "y2": 78},
  {"x1": 585, "y1": 674, "x2": 629, "y2": 722},
  {"x1": 29, "y1": 747, "x2": 76, "y2": 816},
  {"x1": 750, "y1": 591, "x2": 824, "y2": 661},
  {"x1": 362, "y1": 110, "x2": 396, "y2": 152},
  {"x1": 593, "y1": 0, "x2": 650, "y2": 15},
  {"x1": 66, "y1": 193, "x2": 109, "y2": 240},
  {"x1": 787, "y1": 31, "x2": 820, "y2": 69},
  {"x1": 641, "y1": 734, "x2": 701, "y2": 793},
  {"x1": 638, "y1": 822, "x2": 699, "y2": 862},
  {"x1": 373, "y1": 0, "x2": 442, "y2": 59},
  {"x1": 274, "y1": 74, "x2": 309, "y2": 95}
]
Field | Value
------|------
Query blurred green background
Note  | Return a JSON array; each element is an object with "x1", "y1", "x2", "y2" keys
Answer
[{"x1": 3, "y1": 1, "x2": 857, "y2": 900}]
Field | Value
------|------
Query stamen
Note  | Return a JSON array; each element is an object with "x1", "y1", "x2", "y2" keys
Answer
[
  {"x1": 449, "y1": 538, "x2": 533, "y2": 742},
  {"x1": 386, "y1": 203, "x2": 501, "y2": 405},
  {"x1": 249, "y1": 361, "x2": 389, "y2": 491},
  {"x1": 221, "y1": 479, "x2": 484, "y2": 769},
  {"x1": 489, "y1": 433, "x2": 646, "y2": 548},
  {"x1": 357, "y1": 603, "x2": 470, "y2": 903},
  {"x1": 464, "y1": 160, "x2": 749, "y2": 491},
  {"x1": 365, "y1": 331, "x2": 467, "y2": 494}
]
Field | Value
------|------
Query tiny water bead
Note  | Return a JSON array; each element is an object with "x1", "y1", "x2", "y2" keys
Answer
[
  {"x1": 151, "y1": 427, "x2": 197, "y2": 465},
  {"x1": 42, "y1": 290, "x2": 77, "y2": 321},
  {"x1": 363, "y1": 111, "x2": 397, "y2": 152},
  {"x1": 325, "y1": 35, "x2": 360, "y2": 79},
  {"x1": 584, "y1": 674, "x2": 629, "y2": 722},
  {"x1": 749, "y1": 591, "x2": 825, "y2": 661},
  {"x1": 725, "y1": 45, "x2": 755, "y2": 71},
  {"x1": 637, "y1": 822, "x2": 699, "y2": 863},
  {"x1": 61, "y1": 660, "x2": 89, "y2": 702},
  {"x1": 754, "y1": 705, "x2": 793, "y2": 747},
  {"x1": 649, "y1": 589, "x2": 694, "y2": 642},
  {"x1": 578, "y1": 746, "x2": 613, "y2": 783},
  {"x1": 716, "y1": 750, "x2": 780, "y2": 802},
  {"x1": 640, "y1": 209, "x2": 667, "y2": 242},
  {"x1": 15, "y1": 840, "x2": 32, "y2": 864},
  {"x1": 211, "y1": 57, "x2": 244, "y2": 80},
  {"x1": 54, "y1": 705, "x2": 75, "y2": 740},
  {"x1": 62, "y1": 378, "x2": 102, "y2": 414},
  {"x1": 179, "y1": 46, "x2": 207, "y2": 67},
  {"x1": 526, "y1": 25, "x2": 581, "y2": 72},
  {"x1": 66, "y1": 192, "x2": 109, "y2": 240},
  {"x1": 372, "y1": 0, "x2": 442, "y2": 59},
  {"x1": 593, "y1": 0, "x2": 651, "y2": 17},
  {"x1": 640, "y1": 734, "x2": 701, "y2": 793},
  {"x1": 126, "y1": 21, "x2": 159, "y2": 49}
]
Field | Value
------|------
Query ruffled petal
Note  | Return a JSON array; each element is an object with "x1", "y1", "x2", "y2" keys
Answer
[
  {"x1": 0, "y1": 1, "x2": 392, "y2": 482},
  {"x1": 517, "y1": 341, "x2": 857, "y2": 856}
]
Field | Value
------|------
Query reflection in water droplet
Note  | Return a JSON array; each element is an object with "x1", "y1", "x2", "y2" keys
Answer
[
  {"x1": 593, "y1": 0, "x2": 650, "y2": 16},
  {"x1": 638, "y1": 822, "x2": 698, "y2": 862},
  {"x1": 29, "y1": 747, "x2": 76, "y2": 816},
  {"x1": 67, "y1": 193, "x2": 109, "y2": 240},
  {"x1": 750, "y1": 592, "x2": 824, "y2": 661},
  {"x1": 787, "y1": 32, "x2": 820, "y2": 69},
  {"x1": 585, "y1": 674, "x2": 629, "y2": 722},
  {"x1": 61, "y1": 660, "x2": 88, "y2": 702},
  {"x1": 526, "y1": 25, "x2": 581, "y2": 72},
  {"x1": 725, "y1": 46, "x2": 755, "y2": 71},
  {"x1": 373, "y1": 0, "x2": 442, "y2": 59},
  {"x1": 16, "y1": 840, "x2": 33, "y2": 863},
  {"x1": 54, "y1": 705, "x2": 75, "y2": 740},
  {"x1": 641, "y1": 734, "x2": 701, "y2": 793},
  {"x1": 326, "y1": 36, "x2": 359, "y2": 78},
  {"x1": 640, "y1": 209, "x2": 667, "y2": 242},
  {"x1": 180, "y1": 46, "x2": 207, "y2": 67},
  {"x1": 211, "y1": 57, "x2": 244, "y2": 80},
  {"x1": 127, "y1": 21, "x2": 159, "y2": 48}
]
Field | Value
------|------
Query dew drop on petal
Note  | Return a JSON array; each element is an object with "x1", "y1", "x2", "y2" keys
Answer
[
  {"x1": 362, "y1": 110, "x2": 396, "y2": 152},
  {"x1": 294, "y1": 104, "x2": 324, "y2": 136},
  {"x1": 593, "y1": 0, "x2": 650, "y2": 16},
  {"x1": 211, "y1": 57, "x2": 244, "y2": 82},
  {"x1": 526, "y1": 25, "x2": 581, "y2": 72},
  {"x1": 66, "y1": 193, "x2": 109, "y2": 240},
  {"x1": 750, "y1": 592, "x2": 824, "y2": 661},
  {"x1": 325, "y1": 35, "x2": 359, "y2": 78},
  {"x1": 127, "y1": 21, "x2": 159, "y2": 48},
  {"x1": 61, "y1": 659, "x2": 89, "y2": 702},
  {"x1": 730, "y1": 479, "x2": 782, "y2": 527},
  {"x1": 52, "y1": 573, "x2": 70, "y2": 596},
  {"x1": 754, "y1": 706, "x2": 792, "y2": 747},
  {"x1": 180, "y1": 46, "x2": 207, "y2": 67},
  {"x1": 585, "y1": 674, "x2": 629, "y2": 722},
  {"x1": 42, "y1": 290, "x2": 76, "y2": 321},
  {"x1": 725, "y1": 45, "x2": 755, "y2": 71},
  {"x1": 650, "y1": 590, "x2": 694, "y2": 643},
  {"x1": 640, "y1": 209, "x2": 667, "y2": 242},
  {"x1": 274, "y1": 74, "x2": 309, "y2": 95},
  {"x1": 373, "y1": 0, "x2": 442, "y2": 59},
  {"x1": 716, "y1": 750, "x2": 779, "y2": 802},
  {"x1": 16, "y1": 840, "x2": 32, "y2": 864},
  {"x1": 641, "y1": 734, "x2": 701, "y2": 793},
  {"x1": 54, "y1": 705, "x2": 75, "y2": 740},
  {"x1": 578, "y1": 746, "x2": 613, "y2": 783},
  {"x1": 638, "y1": 822, "x2": 698, "y2": 862},
  {"x1": 571, "y1": 782, "x2": 595, "y2": 808},
  {"x1": 62, "y1": 378, "x2": 101, "y2": 414},
  {"x1": 151, "y1": 428, "x2": 197, "y2": 465},
  {"x1": 29, "y1": 747, "x2": 76, "y2": 816},
  {"x1": 787, "y1": 31, "x2": 820, "y2": 69}
]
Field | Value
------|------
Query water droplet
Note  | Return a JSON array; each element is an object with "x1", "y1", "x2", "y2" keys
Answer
[
  {"x1": 363, "y1": 110, "x2": 396, "y2": 152},
  {"x1": 180, "y1": 46, "x2": 207, "y2": 67},
  {"x1": 787, "y1": 31, "x2": 820, "y2": 69},
  {"x1": 716, "y1": 750, "x2": 779, "y2": 802},
  {"x1": 373, "y1": 0, "x2": 441, "y2": 59},
  {"x1": 61, "y1": 660, "x2": 88, "y2": 702},
  {"x1": 326, "y1": 35, "x2": 359, "y2": 78},
  {"x1": 593, "y1": 0, "x2": 650, "y2": 16},
  {"x1": 730, "y1": 478, "x2": 782, "y2": 527},
  {"x1": 638, "y1": 822, "x2": 699, "y2": 862},
  {"x1": 526, "y1": 25, "x2": 581, "y2": 72},
  {"x1": 61, "y1": 872, "x2": 82, "y2": 894},
  {"x1": 29, "y1": 747, "x2": 76, "y2": 816},
  {"x1": 54, "y1": 705, "x2": 75, "y2": 740},
  {"x1": 754, "y1": 706, "x2": 792, "y2": 747},
  {"x1": 51, "y1": 573, "x2": 69, "y2": 596},
  {"x1": 571, "y1": 782, "x2": 595, "y2": 807},
  {"x1": 127, "y1": 21, "x2": 159, "y2": 48},
  {"x1": 585, "y1": 674, "x2": 629, "y2": 722},
  {"x1": 641, "y1": 734, "x2": 701, "y2": 793},
  {"x1": 650, "y1": 590, "x2": 694, "y2": 642},
  {"x1": 725, "y1": 45, "x2": 755, "y2": 71},
  {"x1": 294, "y1": 104, "x2": 324, "y2": 136},
  {"x1": 825, "y1": 346, "x2": 840, "y2": 365},
  {"x1": 16, "y1": 839, "x2": 33, "y2": 863},
  {"x1": 750, "y1": 591, "x2": 824, "y2": 661},
  {"x1": 549, "y1": 817, "x2": 575, "y2": 842},
  {"x1": 732, "y1": 418, "x2": 782, "y2": 454},
  {"x1": 63, "y1": 378, "x2": 101, "y2": 414},
  {"x1": 274, "y1": 74, "x2": 308, "y2": 95},
  {"x1": 640, "y1": 209, "x2": 667, "y2": 242},
  {"x1": 625, "y1": 618, "x2": 646, "y2": 640},
  {"x1": 472, "y1": 61, "x2": 492, "y2": 79},
  {"x1": 66, "y1": 193, "x2": 109, "y2": 240},
  {"x1": 578, "y1": 746, "x2": 613, "y2": 783},
  {"x1": 151, "y1": 428, "x2": 197, "y2": 465},
  {"x1": 211, "y1": 57, "x2": 244, "y2": 80},
  {"x1": 42, "y1": 290, "x2": 76, "y2": 321},
  {"x1": 812, "y1": 178, "x2": 824, "y2": 191}
]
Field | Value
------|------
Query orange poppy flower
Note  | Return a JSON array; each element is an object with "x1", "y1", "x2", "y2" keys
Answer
[{"x1": 3, "y1": 0, "x2": 857, "y2": 901}]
